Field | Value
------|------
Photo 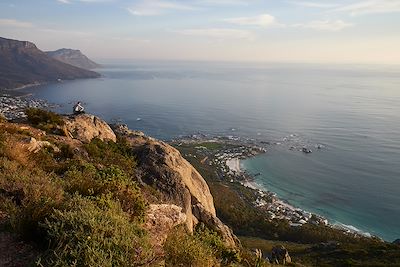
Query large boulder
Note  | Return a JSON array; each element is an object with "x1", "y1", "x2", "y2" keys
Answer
[
  {"x1": 144, "y1": 204, "x2": 187, "y2": 252},
  {"x1": 115, "y1": 128, "x2": 238, "y2": 248},
  {"x1": 133, "y1": 138, "x2": 216, "y2": 226},
  {"x1": 63, "y1": 114, "x2": 116, "y2": 143}
]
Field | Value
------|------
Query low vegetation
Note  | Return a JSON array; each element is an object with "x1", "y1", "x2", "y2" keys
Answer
[
  {"x1": 1, "y1": 115, "x2": 250, "y2": 266},
  {"x1": 39, "y1": 195, "x2": 152, "y2": 267},
  {"x1": 25, "y1": 108, "x2": 65, "y2": 134}
]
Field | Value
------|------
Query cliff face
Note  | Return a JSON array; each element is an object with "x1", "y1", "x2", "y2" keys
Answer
[
  {"x1": 0, "y1": 37, "x2": 100, "y2": 90},
  {"x1": 46, "y1": 48, "x2": 100, "y2": 70},
  {"x1": 63, "y1": 118, "x2": 238, "y2": 248}
]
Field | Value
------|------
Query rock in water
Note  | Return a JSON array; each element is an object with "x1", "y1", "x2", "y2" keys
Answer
[{"x1": 63, "y1": 114, "x2": 116, "y2": 143}]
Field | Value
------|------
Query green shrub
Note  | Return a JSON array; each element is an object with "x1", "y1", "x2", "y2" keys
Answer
[
  {"x1": 25, "y1": 108, "x2": 65, "y2": 134},
  {"x1": 164, "y1": 226, "x2": 219, "y2": 267},
  {"x1": 194, "y1": 224, "x2": 241, "y2": 265},
  {"x1": 84, "y1": 137, "x2": 137, "y2": 176},
  {"x1": 40, "y1": 195, "x2": 153, "y2": 267},
  {"x1": 0, "y1": 157, "x2": 64, "y2": 240},
  {"x1": 63, "y1": 163, "x2": 147, "y2": 221},
  {"x1": 57, "y1": 144, "x2": 75, "y2": 160}
]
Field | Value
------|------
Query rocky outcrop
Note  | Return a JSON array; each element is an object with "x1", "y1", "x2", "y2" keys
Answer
[
  {"x1": 63, "y1": 114, "x2": 116, "y2": 143},
  {"x1": 270, "y1": 245, "x2": 291, "y2": 265},
  {"x1": 131, "y1": 137, "x2": 215, "y2": 220},
  {"x1": 144, "y1": 204, "x2": 187, "y2": 251},
  {"x1": 192, "y1": 203, "x2": 238, "y2": 248},
  {"x1": 25, "y1": 137, "x2": 60, "y2": 153},
  {"x1": 115, "y1": 127, "x2": 238, "y2": 248},
  {"x1": 111, "y1": 124, "x2": 146, "y2": 138}
]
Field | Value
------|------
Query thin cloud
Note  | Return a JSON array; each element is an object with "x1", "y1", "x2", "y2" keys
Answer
[
  {"x1": 292, "y1": 20, "x2": 353, "y2": 31},
  {"x1": 333, "y1": 0, "x2": 400, "y2": 16},
  {"x1": 198, "y1": 0, "x2": 249, "y2": 5},
  {"x1": 223, "y1": 14, "x2": 281, "y2": 28},
  {"x1": 0, "y1": 19, "x2": 34, "y2": 28},
  {"x1": 57, "y1": 0, "x2": 115, "y2": 4},
  {"x1": 288, "y1": 1, "x2": 339, "y2": 8},
  {"x1": 127, "y1": 0, "x2": 196, "y2": 16},
  {"x1": 176, "y1": 28, "x2": 254, "y2": 40}
]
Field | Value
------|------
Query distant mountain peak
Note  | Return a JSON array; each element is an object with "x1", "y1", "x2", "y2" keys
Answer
[
  {"x1": 0, "y1": 36, "x2": 100, "y2": 90},
  {"x1": 0, "y1": 37, "x2": 37, "y2": 50},
  {"x1": 46, "y1": 48, "x2": 100, "y2": 70}
]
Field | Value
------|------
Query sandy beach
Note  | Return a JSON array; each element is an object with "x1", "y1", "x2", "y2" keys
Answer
[{"x1": 226, "y1": 158, "x2": 241, "y2": 173}]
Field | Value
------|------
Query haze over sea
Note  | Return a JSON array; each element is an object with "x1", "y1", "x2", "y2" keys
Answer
[{"x1": 24, "y1": 61, "x2": 400, "y2": 241}]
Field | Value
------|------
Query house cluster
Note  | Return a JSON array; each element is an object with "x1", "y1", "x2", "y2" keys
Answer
[
  {"x1": 252, "y1": 192, "x2": 328, "y2": 227},
  {"x1": 0, "y1": 96, "x2": 50, "y2": 120}
]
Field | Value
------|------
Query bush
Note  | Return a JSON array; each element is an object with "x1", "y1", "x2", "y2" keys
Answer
[
  {"x1": 0, "y1": 157, "x2": 64, "y2": 240},
  {"x1": 63, "y1": 163, "x2": 147, "y2": 221},
  {"x1": 39, "y1": 195, "x2": 153, "y2": 267},
  {"x1": 164, "y1": 226, "x2": 219, "y2": 267},
  {"x1": 84, "y1": 138, "x2": 137, "y2": 176},
  {"x1": 194, "y1": 224, "x2": 241, "y2": 265},
  {"x1": 25, "y1": 108, "x2": 65, "y2": 134}
]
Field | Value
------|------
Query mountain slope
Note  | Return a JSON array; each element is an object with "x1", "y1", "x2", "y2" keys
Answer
[
  {"x1": 46, "y1": 48, "x2": 100, "y2": 69},
  {"x1": 0, "y1": 37, "x2": 100, "y2": 90}
]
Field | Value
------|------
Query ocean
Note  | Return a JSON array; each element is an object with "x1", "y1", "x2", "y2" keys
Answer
[{"x1": 23, "y1": 60, "x2": 400, "y2": 241}]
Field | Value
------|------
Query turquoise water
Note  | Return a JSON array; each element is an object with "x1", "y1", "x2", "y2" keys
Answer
[{"x1": 24, "y1": 61, "x2": 400, "y2": 241}]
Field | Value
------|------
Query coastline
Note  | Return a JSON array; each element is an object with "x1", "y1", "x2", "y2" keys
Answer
[
  {"x1": 0, "y1": 90, "x2": 381, "y2": 240},
  {"x1": 227, "y1": 153, "x2": 374, "y2": 239},
  {"x1": 172, "y1": 135, "x2": 377, "y2": 240}
]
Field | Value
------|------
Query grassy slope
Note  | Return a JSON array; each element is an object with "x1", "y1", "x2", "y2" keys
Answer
[{"x1": 0, "y1": 112, "x2": 256, "y2": 267}]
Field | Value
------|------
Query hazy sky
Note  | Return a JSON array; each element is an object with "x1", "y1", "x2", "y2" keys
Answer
[{"x1": 0, "y1": 0, "x2": 399, "y2": 63}]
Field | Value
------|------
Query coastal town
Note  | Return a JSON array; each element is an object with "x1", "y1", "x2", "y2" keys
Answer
[
  {"x1": 172, "y1": 135, "x2": 331, "y2": 230},
  {"x1": 0, "y1": 95, "x2": 51, "y2": 120}
]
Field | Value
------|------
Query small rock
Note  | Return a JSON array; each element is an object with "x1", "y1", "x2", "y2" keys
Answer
[
  {"x1": 270, "y1": 245, "x2": 291, "y2": 265},
  {"x1": 26, "y1": 137, "x2": 60, "y2": 153}
]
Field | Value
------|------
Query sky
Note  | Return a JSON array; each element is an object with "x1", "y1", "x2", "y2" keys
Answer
[{"x1": 0, "y1": 0, "x2": 399, "y2": 63}]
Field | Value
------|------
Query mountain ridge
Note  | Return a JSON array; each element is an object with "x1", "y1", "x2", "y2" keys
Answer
[
  {"x1": 0, "y1": 37, "x2": 100, "y2": 90},
  {"x1": 46, "y1": 48, "x2": 100, "y2": 70}
]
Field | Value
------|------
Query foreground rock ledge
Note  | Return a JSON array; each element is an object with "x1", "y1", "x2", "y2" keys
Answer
[
  {"x1": 63, "y1": 114, "x2": 116, "y2": 143},
  {"x1": 113, "y1": 124, "x2": 239, "y2": 248},
  {"x1": 61, "y1": 116, "x2": 238, "y2": 248}
]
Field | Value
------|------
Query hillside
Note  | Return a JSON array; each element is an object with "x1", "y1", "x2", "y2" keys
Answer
[
  {"x1": 0, "y1": 37, "x2": 100, "y2": 90},
  {"x1": 1, "y1": 109, "x2": 399, "y2": 266},
  {"x1": 46, "y1": 48, "x2": 100, "y2": 69},
  {"x1": 0, "y1": 110, "x2": 250, "y2": 267}
]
